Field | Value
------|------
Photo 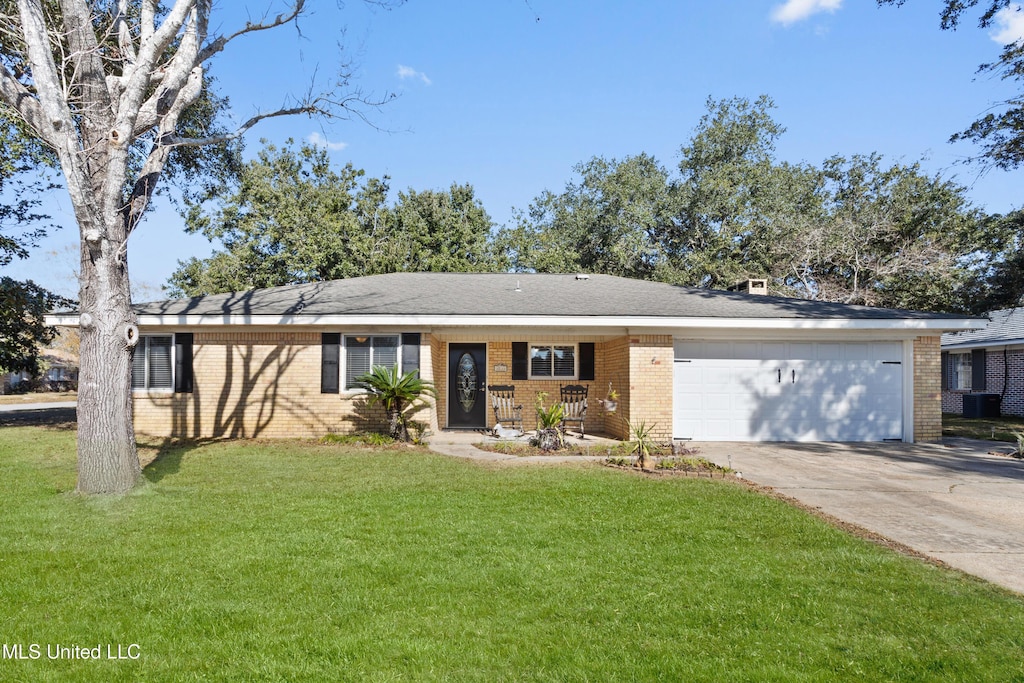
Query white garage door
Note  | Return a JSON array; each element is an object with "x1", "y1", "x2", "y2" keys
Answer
[{"x1": 673, "y1": 340, "x2": 904, "y2": 442}]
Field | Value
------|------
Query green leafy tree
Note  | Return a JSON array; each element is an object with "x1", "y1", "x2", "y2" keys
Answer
[
  {"x1": 505, "y1": 95, "x2": 987, "y2": 312},
  {"x1": 0, "y1": 106, "x2": 69, "y2": 375},
  {"x1": 879, "y1": 1, "x2": 1024, "y2": 170},
  {"x1": 495, "y1": 153, "x2": 672, "y2": 278},
  {"x1": 0, "y1": 277, "x2": 68, "y2": 375},
  {"x1": 171, "y1": 140, "x2": 386, "y2": 296},
  {"x1": 959, "y1": 209, "x2": 1024, "y2": 312},
  {"x1": 666, "y1": 95, "x2": 824, "y2": 289},
  {"x1": 780, "y1": 154, "x2": 989, "y2": 310},
  {"x1": 170, "y1": 141, "x2": 497, "y2": 296},
  {"x1": 355, "y1": 365, "x2": 436, "y2": 442},
  {"x1": 388, "y1": 183, "x2": 496, "y2": 273}
]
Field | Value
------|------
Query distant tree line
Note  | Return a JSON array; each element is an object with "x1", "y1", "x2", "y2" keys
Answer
[{"x1": 170, "y1": 97, "x2": 1023, "y2": 315}]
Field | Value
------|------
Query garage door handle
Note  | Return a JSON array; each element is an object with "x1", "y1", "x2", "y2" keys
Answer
[
  {"x1": 792, "y1": 369, "x2": 796, "y2": 383},
  {"x1": 777, "y1": 368, "x2": 781, "y2": 383}
]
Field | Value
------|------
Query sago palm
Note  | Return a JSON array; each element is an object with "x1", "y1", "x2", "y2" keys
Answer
[{"x1": 355, "y1": 365, "x2": 436, "y2": 442}]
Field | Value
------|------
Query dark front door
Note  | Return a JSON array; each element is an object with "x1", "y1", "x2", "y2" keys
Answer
[{"x1": 448, "y1": 343, "x2": 487, "y2": 429}]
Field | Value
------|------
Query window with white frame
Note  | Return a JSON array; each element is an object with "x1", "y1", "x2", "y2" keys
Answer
[
  {"x1": 132, "y1": 336, "x2": 173, "y2": 390},
  {"x1": 344, "y1": 335, "x2": 399, "y2": 390},
  {"x1": 529, "y1": 343, "x2": 576, "y2": 379},
  {"x1": 952, "y1": 352, "x2": 972, "y2": 390}
]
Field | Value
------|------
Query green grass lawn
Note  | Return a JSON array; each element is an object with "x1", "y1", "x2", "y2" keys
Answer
[
  {"x1": 2, "y1": 427, "x2": 1023, "y2": 681},
  {"x1": 943, "y1": 413, "x2": 1024, "y2": 443}
]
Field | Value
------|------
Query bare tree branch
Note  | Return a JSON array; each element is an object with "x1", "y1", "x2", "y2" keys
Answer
[
  {"x1": 197, "y1": 0, "x2": 306, "y2": 63},
  {"x1": 161, "y1": 103, "x2": 319, "y2": 148},
  {"x1": 0, "y1": 62, "x2": 50, "y2": 144}
]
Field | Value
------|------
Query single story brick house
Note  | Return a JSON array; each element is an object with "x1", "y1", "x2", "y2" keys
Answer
[
  {"x1": 941, "y1": 307, "x2": 1024, "y2": 417},
  {"x1": 49, "y1": 273, "x2": 983, "y2": 442}
]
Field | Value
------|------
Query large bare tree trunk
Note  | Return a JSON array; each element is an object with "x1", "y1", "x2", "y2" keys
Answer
[
  {"x1": 76, "y1": 225, "x2": 140, "y2": 493},
  {"x1": 0, "y1": 0, "x2": 347, "y2": 493}
]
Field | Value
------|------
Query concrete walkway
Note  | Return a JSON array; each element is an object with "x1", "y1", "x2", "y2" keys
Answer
[
  {"x1": 428, "y1": 430, "x2": 616, "y2": 464},
  {"x1": 695, "y1": 438, "x2": 1024, "y2": 594},
  {"x1": 0, "y1": 400, "x2": 77, "y2": 412}
]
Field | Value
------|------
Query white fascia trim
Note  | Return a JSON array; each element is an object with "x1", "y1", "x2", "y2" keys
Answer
[
  {"x1": 93, "y1": 314, "x2": 991, "y2": 332},
  {"x1": 941, "y1": 338, "x2": 1024, "y2": 351},
  {"x1": 902, "y1": 339, "x2": 914, "y2": 443}
]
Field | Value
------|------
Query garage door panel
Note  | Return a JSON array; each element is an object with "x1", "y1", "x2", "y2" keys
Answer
[{"x1": 673, "y1": 341, "x2": 904, "y2": 442}]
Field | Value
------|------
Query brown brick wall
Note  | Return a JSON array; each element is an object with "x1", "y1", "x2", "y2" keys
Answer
[
  {"x1": 913, "y1": 335, "x2": 942, "y2": 442},
  {"x1": 481, "y1": 340, "x2": 612, "y2": 435},
  {"x1": 942, "y1": 348, "x2": 1024, "y2": 418},
  {"x1": 623, "y1": 335, "x2": 674, "y2": 442},
  {"x1": 134, "y1": 330, "x2": 434, "y2": 440},
  {"x1": 599, "y1": 337, "x2": 631, "y2": 439}
]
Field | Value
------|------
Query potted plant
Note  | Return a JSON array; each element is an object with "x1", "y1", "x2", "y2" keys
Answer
[
  {"x1": 533, "y1": 392, "x2": 565, "y2": 452},
  {"x1": 599, "y1": 382, "x2": 619, "y2": 412}
]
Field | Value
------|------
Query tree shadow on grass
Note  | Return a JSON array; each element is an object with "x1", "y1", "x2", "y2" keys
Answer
[{"x1": 141, "y1": 437, "x2": 212, "y2": 483}]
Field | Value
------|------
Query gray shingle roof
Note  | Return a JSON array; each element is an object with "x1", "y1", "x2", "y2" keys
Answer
[
  {"x1": 942, "y1": 307, "x2": 1024, "y2": 348},
  {"x1": 133, "y1": 273, "x2": 968, "y2": 320}
]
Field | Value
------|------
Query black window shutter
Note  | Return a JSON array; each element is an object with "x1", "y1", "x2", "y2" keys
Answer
[
  {"x1": 579, "y1": 342, "x2": 595, "y2": 381},
  {"x1": 512, "y1": 342, "x2": 528, "y2": 380},
  {"x1": 940, "y1": 351, "x2": 949, "y2": 390},
  {"x1": 174, "y1": 333, "x2": 193, "y2": 394},
  {"x1": 321, "y1": 333, "x2": 340, "y2": 394},
  {"x1": 402, "y1": 333, "x2": 421, "y2": 376},
  {"x1": 972, "y1": 349, "x2": 987, "y2": 391}
]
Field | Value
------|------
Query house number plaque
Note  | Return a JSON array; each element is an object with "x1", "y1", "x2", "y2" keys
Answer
[{"x1": 457, "y1": 353, "x2": 478, "y2": 412}]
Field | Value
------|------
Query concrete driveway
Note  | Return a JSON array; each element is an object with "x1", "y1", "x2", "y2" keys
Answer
[{"x1": 697, "y1": 438, "x2": 1024, "y2": 595}]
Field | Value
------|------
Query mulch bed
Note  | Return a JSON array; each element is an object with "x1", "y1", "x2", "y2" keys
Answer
[{"x1": 602, "y1": 462, "x2": 734, "y2": 478}]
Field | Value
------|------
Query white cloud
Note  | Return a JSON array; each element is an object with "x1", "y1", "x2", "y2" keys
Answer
[
  {"x1": 307, "y1": 132, "x2": 348, "y2": 152},
  {"x1": 771, "y1": 0, "x2": 842, "y2": 26},
  {"x1": 397, "y1": 64, "x2": 432, "y2": 86},
  {"x1": 990, "y1": 4, "x2": 1024, "y2": 44}
]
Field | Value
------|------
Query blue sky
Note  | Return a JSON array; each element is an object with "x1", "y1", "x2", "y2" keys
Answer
[{"x1": 8, "y1": 0, "x2": 1024, "y2": 300}]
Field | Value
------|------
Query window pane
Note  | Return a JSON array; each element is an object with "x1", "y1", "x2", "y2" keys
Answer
[
  {"x1": 345, "y1": 337, "x2": 371, "y2": 389},
  {"x1": 553, "y1": 345, "x2": 575, "y2": 377},
  {"x1": 148, "y1": 337, "x2": 173, "y2": 389},
  {"x1": 372, "y1": 336, "x2": 398, "y2": 370},
  {"x1": 530, "y1": 346, "x2": 552, "y2": 376},
  {"x1": 131, "y1": 340, "x2": 146, "y2": 389},
  {"x1": 954, "y1": 354, "x2": 972, "y2": 390}
]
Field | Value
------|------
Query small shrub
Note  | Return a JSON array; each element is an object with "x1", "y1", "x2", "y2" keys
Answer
[
  {"x1": 320, "y1": 432, "x2": 396, "y2": 447},
  {"x1": 407, "y1": 420, "x2": 430, "y2": 445},
  {"x1": 534, "y1": 392, "x2": 565, "y2": 430},
  {"x1": 627, "y1": 419, "x2": 656, "y2": 470},
  {"x1": 533, "y1": 392, "x2": 565, "y2": 452},
  {"x1": 656, "y1": 457, "x2": 731, "y2": 473}
]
